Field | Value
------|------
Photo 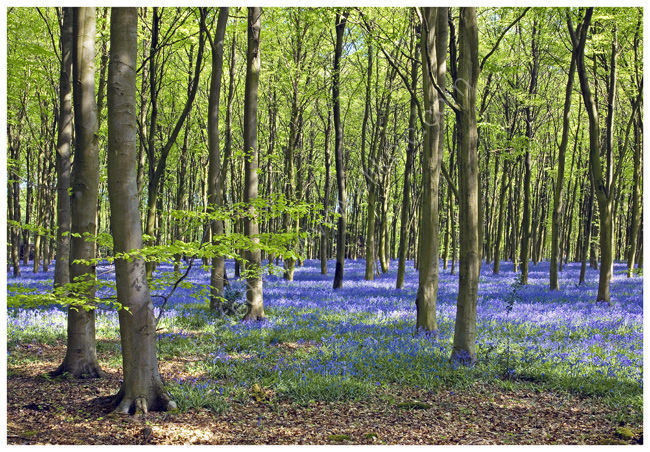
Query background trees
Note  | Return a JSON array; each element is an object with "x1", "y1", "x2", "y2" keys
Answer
[{"x1": 6, "y1": 6, "x2": 643, "y2": 371}]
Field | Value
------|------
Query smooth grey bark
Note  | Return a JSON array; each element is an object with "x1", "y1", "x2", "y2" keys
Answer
[
  {"x1": 320, "y1": 109, "x2": 332, "y2": 275},
  {"x1": 106, "y1": 7, "x2": 175, "y2": 413},
  {"x1": 451, "y1": 7, "x2": 480, "y2": 363},
  {"x1": 627, "y1": 109, "x2": 642, "y2": 277},
  {"x1": 242, "y1": 7, "x2": 264, "y2": 321},
  {"x1": 363, "y1": 42, "x2": 375, "y2": 281},
  {"x1": 415, "y1": 6, "x2": 441, "y2": 333},
  {"x1": 206, "y1": 7, "x2": 229, "y2": 311},
  {"x1": 396, "y1": 35, "x2": 418, "y2": 289},
  {"x1": 54, "y1": 7, "x2": 74, "y2": 288},
  {"x1": 332, "y1": 10, "x2": 349, "y2": 290},
  {"x1": 519, "y1": 22, "x2": 539, "y2": 285},
  {"x1": 550, "y1": 51, "x2": 576, "y2": 290},
  {"x1": 54, "y1": 7, "x2": 103, "y2": 379},
  {"x1": 569, "y1": 9, "x2": 614, "y2": 303}
]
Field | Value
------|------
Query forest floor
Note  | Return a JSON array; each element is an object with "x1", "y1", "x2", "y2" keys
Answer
[
  {"x1": 7, "y1": 259, "x2": 643, "y2": 445},
  {"x1": 6, "y1": 343, "x2": 642, "y2": 445}
]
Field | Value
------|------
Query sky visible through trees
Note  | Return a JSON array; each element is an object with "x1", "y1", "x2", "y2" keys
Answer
[{"x1": 5, "y1": 6, "x2": 644, "y2": 445}]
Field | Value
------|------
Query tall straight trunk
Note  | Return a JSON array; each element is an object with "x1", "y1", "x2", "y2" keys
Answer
[
  {"x1": 107, "y1": 7, "x2": 175, "y2": 413},
  {"x1": 362, "y1": 41, "x2": 375, "y2": 281},
  {"x1": 23, "y1": 149, "x2": 32, "y2": 266},
  {"x1": 579, "y1": 179, "x2": 594, "y2": 284},
  {"x1": 321, "y1": 110, "x2": 332, "y2": 274},
  {"x1": 54, "y1": 7, "x2": 74, "y2": 287},
  {"x1": 207, "y1": 7, "x2": 229, "y2": 311},
  {"x1": 570, "y1": 9, "x2": 614, "y2": 302},
  {"x1": 519, "y1": 22, "x2": 538, "y2": 285},
  {"x1": 451, "y1": 7, "x2": 480, "y2": 363},
  {"x1": 493, "y1": 163, "x2": 510, "y2": 274},
  {"x1": 397, "y1": 46, "x2": 418, "y2": 289},
  {"x1": 54, "y1": 7, "x2": 102, "y2": 379},
  {"x1": 627, "y1": 111, "x2": 641, "y2": 277},
  {"x1": 8, "y1": 164, "x2": 21, "y2": 277},
  {"x1": 332, "y1": 10, "x2": 349, "y2": 290},
  {"x1": 242, "y1": 7, "x2": 264, "y2": 320},
  {"x1": 415, "y1": 6, "x2": 441, "y2": 333}
]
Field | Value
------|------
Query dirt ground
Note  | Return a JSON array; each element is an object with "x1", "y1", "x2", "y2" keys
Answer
[{"x1": 6, "y1": 342, "x2": 643, "y2": 445}]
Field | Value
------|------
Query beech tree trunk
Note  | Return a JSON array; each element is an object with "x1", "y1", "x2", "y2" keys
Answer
[
  {"x1": 207, "y1": 7, "x2": 229, "y2": 311},
  {"x1": 107, "y1": 7, "x2": 175, "y2": 413},
  {"x1": 415, "y1": 6, "x2": 441, "y2": 333},
  {"x1": 396, "y1": 38, "x2": 418, "y2": 289},
  {"x1": 320, "y1": 110, "x2": 332, "y2": 275},
  {"x1": 332, "y1": 10, "x2": 349, "y2": 290},
  {"x1": 451, "y1": 7, "x2": 480, "y2": 363},
  {"x1": 54, "y1": 7, "x2": 103, "y2": 379},
  {"x1": 242, "y1": 7, "x2": 265, "y2": 320},
  {"x1": 54, "y1": 7, "x2": 74, "y2": 288},
  {"x1": 570, "y1": 8, "x2": 614, "y2": 303},
  {"x1": 550, "y1": 51, "x2": 576, "y2": 289}
]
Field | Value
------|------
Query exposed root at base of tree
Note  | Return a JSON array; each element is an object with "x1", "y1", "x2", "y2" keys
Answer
[
  {"x1": 50, "y1": 360, "x2": 105, "y2": 379},
  {"x1": 112, "y1": 383, "x2": 177, "y2": 415}
]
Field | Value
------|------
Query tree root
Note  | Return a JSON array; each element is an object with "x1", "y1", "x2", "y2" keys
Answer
[
  {"x1": 50, "y1": 360, "x2": 104, "y2": 379},
  {"x1": 112, "y1": 384, "x2": 177, "y2": 415}
]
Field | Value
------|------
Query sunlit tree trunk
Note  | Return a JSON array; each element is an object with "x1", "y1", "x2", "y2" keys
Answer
[
  {"x1": 207, "y1": 7, "x2": 229, "y2": 310},
  {"x1": 396, "y1": 35, "x2": 418, "y2": 289},
  {"x1": 570, "y1": 8, "x2": 614, "y2": 302},
  {"x1": 415, "y1": 6, "x2": 442, "y2": 333},
  {"x1": 550, "y1": 51, "x2": 576, "y2": 289},
  {"x1": 242, "y1": 7, "x2": 265, "y2": 320},
  {"x1": 54, "y1": 7, "x2": 103, "y2": 379},
  {"x1": 451, "y1": 7, "x2": 480, "y2": 363},
  {"x1": 107, "y1": 7, "x2": 175, "y2": 413},
  {"x1": 332, "y1": 10, "x2": 349, "y2": 290},
  {"x1": 54, "y1": 7, "x2": 74, "y2": 288}
]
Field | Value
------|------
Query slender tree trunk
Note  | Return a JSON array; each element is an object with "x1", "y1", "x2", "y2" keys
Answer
[
  {"x1": 207, "y1": 7, "x2": 229, "y2": 311},
  {"x1": 397, "y1": 41, "x2": 418, "y2": 289},
  {"x1": 242, "y1": 7, "x2": 264, "y2": 320},
  {"x1": 107, "y1": 7, "x2": 175, "y2": 413},
  {"x1": 570, "y1": 9, "x2": 614, "y2": 302},
  {"x1": 332, "y1": 10, "x2": 349, "y2": 290},
  {"x1": 550, "y1": 52, "x2": 576, "y2": 289},
  {"x1": 321, "y1": 110, "x2": 332, "y2": 275},
  {"x1": 627, "y1": 111, "x2": 641, "y2": 277},
  {"x1": 54, "y1": 7, "x2": 103, "y2": 379},
  {"x1": 493, "y1": 164, "x2": 510, "y2": 274},
  {"x1": 579, "y1": 179, "x2": 594, "y2": 284},
  {"x1": 451, "y1": 7, "x2": 480, "y2": 363},
  {"x1": 54, "y1": 7, "x2": 74, "y2": 288}
]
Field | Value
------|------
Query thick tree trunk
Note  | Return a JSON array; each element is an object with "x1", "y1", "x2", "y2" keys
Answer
[
  {"x1": 451, "y1": 7, "x2": 480, "y2": 363},
  {"x1": 332, "y1": 10, "x2": 349, "y2": 290},
  {"x1": 207, "y1": 8, "x2": 229, "y2": 311},
  {"x1": 242, "y1": 7, "x2": 264, "y2": 320},
  {"x1": 54, "y1": 7, "x2": 74, "y2": 288},
  {"x1": 415, "y1": 6, "x2": 442, "y2": 333},
  {"x1": 54, "y1": 7, "x2": 103, "y2": 379},
  {"x1": 107, "y1": 8, "x2": 175, "y2": 413}
]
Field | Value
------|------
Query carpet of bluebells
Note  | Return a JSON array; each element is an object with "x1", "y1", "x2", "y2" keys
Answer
[{"x1": 7, "y1": 258, "x2": 643, "y2": 417}]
